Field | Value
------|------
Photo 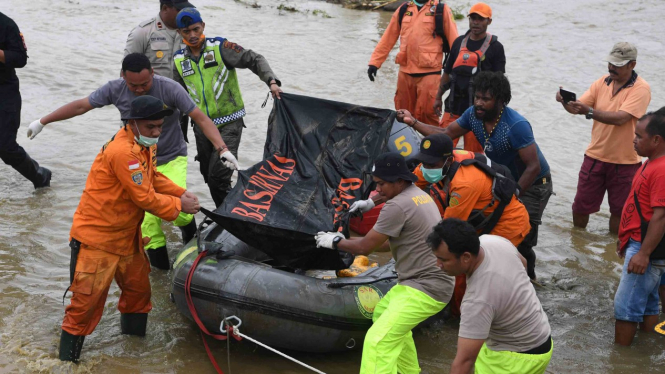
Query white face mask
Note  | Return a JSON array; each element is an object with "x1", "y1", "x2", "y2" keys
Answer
[{"x1": 133, "y1": 121, "x2": 159, "y2": 147}]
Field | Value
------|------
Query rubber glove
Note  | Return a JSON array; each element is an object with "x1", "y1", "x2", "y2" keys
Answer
[
  {"x1": 315, "y1": 231, "x2": 345, "y2": 249},
  {"x1": 220, "y1": 150, "x2": 240, "y2": 170},
  {"x1": 349, "y1": 198, "x2": 375, "y2": 214},
  {"x1": 367, "y1": 65, "x2": 378, "y2": 82},
  {"x1": 27, "y1": 119, "x2": 45, "y2": 139}
]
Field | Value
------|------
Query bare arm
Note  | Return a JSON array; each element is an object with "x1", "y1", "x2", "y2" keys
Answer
[
  {"x1": 188, "y1": 108, "x2": 228, "y2": 151},
  {"x1": 450, "y1": 337, "x2": 485, "y2": 374},
  {"x1": 516, "y1": 143, "x2": 541, "y2": 193},
  {"x1": 41, "y1": 97, "x2": 95, "y2": 125},
  {"x1": 0, "y1": 50, "x2": 5, "y2": 63},
  {"x1": 556, "y1": 89, "x2": 633, "y2": 125},
  {"x1": 627, "y1": 207, "x2": 665, "y2": 275},
  {"x1": 337, "y1": 229, "x2": 389, "y2": 256},
  {"x1": 395, "y1": 109, "x2": 468, "y2": 138}
]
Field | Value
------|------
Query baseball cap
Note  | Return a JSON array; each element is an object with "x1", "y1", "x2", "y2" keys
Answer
[
  {"x1": 123, "y1": 96, "x2": 174, "y2": 121},
  {"x1": 372, "y1": 152, "x2": 418, "y2": 183},
  {"x1": 415, "y1": 134, "x2": 454, "y2": 165},
  {"x1": 160, "y1": 0, "x2": 195, "y2": 11},
  {"x1": 605, "y1": 42, "x2": 637, "y2": 67},
  {"x1": 176, "y1": 7, "x2": 203, "y2": 29},
  {"x1": 468, "y1": 2, "x2": 492, "y2": 18}
]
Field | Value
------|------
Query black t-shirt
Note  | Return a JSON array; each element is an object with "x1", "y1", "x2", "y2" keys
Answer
[{"x1": 444, "y1": 33, "x2": 505, "y2": 115}]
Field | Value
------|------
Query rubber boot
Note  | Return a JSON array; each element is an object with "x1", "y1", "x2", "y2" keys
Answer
[
  {"x1": 179, "y1": 217, "x2": 197, "y2": 244},
  {"x1": 59, "y1": 329, "x2": 85, "y2": 363},
  {"x1": 120, "y1": 313, "x2": 148, "y2": 337},
  {"x1": 146, "y1": 246, "x2": 170, "y2": 270},
  {"x1": 14, "y1": 155, "x2": 51, "y2": 189}
]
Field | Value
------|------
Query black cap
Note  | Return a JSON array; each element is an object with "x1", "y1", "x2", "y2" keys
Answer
[
  {"x1": 160, "y1": 0, "x2": 195, "y2": 10},
  {"x1": 122, "y1": 96, "x2": 174, "y2": 121},
  {"x1": 415, "y1": 133, "x2": 454, "y2": 164},
  {"x1": 372, "y1": 152, "x2": 418, "y2": 183}
]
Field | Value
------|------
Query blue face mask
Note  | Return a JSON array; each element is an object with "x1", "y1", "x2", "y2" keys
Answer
[
  {"x1": 413, "y1": 0, "x2": 425, "y2": 6},
  {"x1": 422, "y1": 166, "x2": 444, "y2": 183},
  {"x1": 134, "y1": 122, "x2": 159, "y2": 147}
]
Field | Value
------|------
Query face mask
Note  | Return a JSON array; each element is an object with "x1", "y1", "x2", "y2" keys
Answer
[
  {"x1": 422, "y1": 166, "x2": 444, "y2": 184},
  {"x1": 413, "y1": 0, "x2": 425, "y2": 6},
  {"x1": 134, "y1": 122, "x2": 159, "y2": 147},
  {"x1": 182, "y1": 33, "x2": 205, "y2": 48}
]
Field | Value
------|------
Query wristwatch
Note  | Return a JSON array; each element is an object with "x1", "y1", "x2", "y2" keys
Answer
[
  {"x1": 332, "y1": 236, "x2": 343, "y2": 250},
  {"x1": 585, "y1": 107, "x2": 594, "y2": 120}
]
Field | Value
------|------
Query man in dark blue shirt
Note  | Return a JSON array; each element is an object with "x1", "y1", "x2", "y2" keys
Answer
[
  {"x1": 398, "y1": 71, "x2": 552, "y2": 281},
  {"x1": 0, "y1": 11, "x2": 51, "y2": 189}
]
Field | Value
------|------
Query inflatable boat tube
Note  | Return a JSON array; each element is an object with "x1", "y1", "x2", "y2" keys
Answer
[{"x1": 170, "y1": 222, "x2": 398, "y2": 353}]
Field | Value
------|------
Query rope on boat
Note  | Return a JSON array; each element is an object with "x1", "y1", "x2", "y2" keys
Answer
[{"x1": 221, "y1": 316, "x2": 328, "y2": 374}]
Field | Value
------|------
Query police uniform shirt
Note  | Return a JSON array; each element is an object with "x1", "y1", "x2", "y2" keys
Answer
[{"x1": 124, "y1": 14, "x2": 185, "y2": 79}]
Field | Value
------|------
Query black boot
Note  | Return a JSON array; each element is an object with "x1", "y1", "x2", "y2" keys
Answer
[
  {"x1": 179, "y1": 217, "x2": 197, "y2": 244},
  {"x1": 146, "y1": 246, "x2": 170, "y2": 270},
  {"x1": 59, "y1": 330, "x2": 85, "y2": 363},
  {"x1": 14, "y1": 155, "x2": 51, "y2": 189},
  {"x1": 120, "y1": 313, "x2": 148, "y2": 337}
]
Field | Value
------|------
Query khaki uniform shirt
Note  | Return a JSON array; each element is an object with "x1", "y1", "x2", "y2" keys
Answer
[{"x1": 124, "y1": 14, "x2": 185, "y2": 79}]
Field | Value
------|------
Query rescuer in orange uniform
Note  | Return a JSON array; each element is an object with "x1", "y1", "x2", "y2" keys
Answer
[
  {"x1": 413, "y1": 131, "x2": 530, "y2": 318},
  {"x1": 59, "y1": 96, "x2": 200, "y2": 363},
  {"x1": 367, "y1": 0, "x2": 458, "y2": 126}
]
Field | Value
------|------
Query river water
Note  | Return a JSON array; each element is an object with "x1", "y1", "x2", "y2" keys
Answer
[{"x1": 1, "y1": 0, "x2": 665, "y2": 372}]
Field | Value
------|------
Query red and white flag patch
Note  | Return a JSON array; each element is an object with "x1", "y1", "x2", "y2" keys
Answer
[{"x1": 128, "y1": 160, "x2": 140, "y2": 170}]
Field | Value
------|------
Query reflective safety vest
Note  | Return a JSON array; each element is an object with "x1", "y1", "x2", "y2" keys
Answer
[
  {"x1": 174, "y1": 38, "x2": 245, "y2": 127},
  {"x1": 449, "y1": 32, "x2": 497, "y2": 112}
]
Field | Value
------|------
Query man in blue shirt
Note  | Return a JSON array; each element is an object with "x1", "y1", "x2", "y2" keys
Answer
[{"x1": 398, "y1": 71, "x2": 552, "y2": 281}]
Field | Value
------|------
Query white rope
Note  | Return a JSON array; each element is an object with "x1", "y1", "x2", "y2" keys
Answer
[
  {"x1": 221, "y1": 316, "x2": 326, "y2": 374},
  {"x1": 232, "y1": 328, "x2": 327, "y2": 374}
]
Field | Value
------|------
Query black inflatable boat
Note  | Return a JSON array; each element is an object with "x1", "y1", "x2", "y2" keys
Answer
[{"x1": 170, "y1": 221, "x2": 398, "y2": 353}]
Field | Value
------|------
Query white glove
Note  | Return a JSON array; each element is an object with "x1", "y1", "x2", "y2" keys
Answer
[
  {"x1": 315, "y1": 231, "x2": 345, "y2": 249},
  {"x1": 27, "y1": 119, "x2": 45, "y2": 139},
  {"x1": 349, "y1": 198, "x2": 375, "y2": 214},
  {"x1": 220, "y1": 150, "x2": 240, "y2": 170}
]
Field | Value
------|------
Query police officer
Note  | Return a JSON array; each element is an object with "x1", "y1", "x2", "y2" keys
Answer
[
  {"x1": 124, "y1": 0, "x2": 193, "y2": 79},
  {"x1": 173, "y1": 8, "x2": 282, "y2": 207},
  {"x1": 0, "y1": 11, "x2": 51, "y2": 188},
  {"x1": 125, "y1": 0, "x2": 195, "y2": 142}
]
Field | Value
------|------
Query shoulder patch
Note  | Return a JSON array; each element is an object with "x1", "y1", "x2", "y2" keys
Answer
[
  {"x1": 139, "y1": 18, "x2": 156, "y2": 28},
  {"x1": 222, "y1": 40, "x2": 244, "y2": 53},
  {"x1": 131, "y1": 171, "x2": 144, "y2": 185}
]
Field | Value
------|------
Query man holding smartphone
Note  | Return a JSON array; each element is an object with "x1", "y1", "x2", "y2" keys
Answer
[{"x1": 556, "y1": 42, "x2": 651, "y2": 234}]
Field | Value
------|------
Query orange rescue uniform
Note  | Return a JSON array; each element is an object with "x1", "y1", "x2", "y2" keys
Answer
[
  {"x1": 369, "y1": 0, "x2": 458, "y2": 126},
  {"x1": 415, "y1": 150, "x2": 531, "y2": 317},
  {"x1": 63, "y1": 126, "x2": 186, "y2": 336}
]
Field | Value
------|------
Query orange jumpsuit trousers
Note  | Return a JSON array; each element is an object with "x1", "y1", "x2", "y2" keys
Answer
[
  {"x1": 62, "y1": 240, "x2": 152, "y2": 336},
  {"x1": 395, "y1": 71, "x2": 441, "y2": 127}
]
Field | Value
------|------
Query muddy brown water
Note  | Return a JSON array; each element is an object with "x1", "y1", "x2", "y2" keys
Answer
[{"x1": 1, "y1": 0, "x2": 665, "y2": 372}]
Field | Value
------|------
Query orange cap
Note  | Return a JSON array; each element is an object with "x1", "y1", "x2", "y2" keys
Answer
[{"x1": 468, "y1": 2, "x2": 492, "y2": 19}]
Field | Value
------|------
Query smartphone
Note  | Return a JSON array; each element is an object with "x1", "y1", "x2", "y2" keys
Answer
[{"x1": 560, "y1": 88, "x2": 576, "y2": 104}]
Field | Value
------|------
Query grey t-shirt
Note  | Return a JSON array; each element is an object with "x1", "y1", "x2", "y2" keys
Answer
[
  {"x1": 88, "y1": 74, "x2": 196, "y2": 165},
  {"x1": 459, "y1": 235, "x2": 551, "y2": 352},
  {"x1": 373, "y1": 184, "x2": 454, "y2": 303}
]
